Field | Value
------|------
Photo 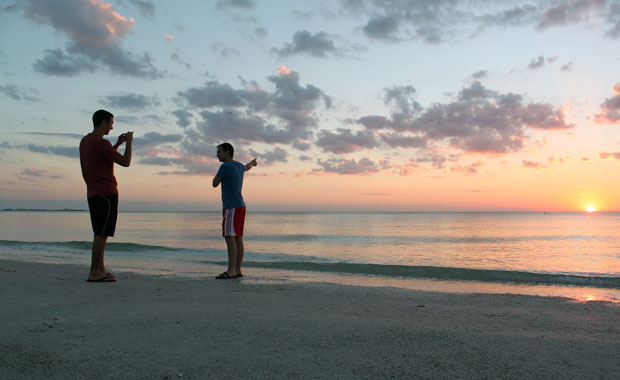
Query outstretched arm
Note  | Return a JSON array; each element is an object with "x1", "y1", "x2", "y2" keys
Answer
[{"x1": 245, "y1": 158, "x2": 258, "y2": 171}]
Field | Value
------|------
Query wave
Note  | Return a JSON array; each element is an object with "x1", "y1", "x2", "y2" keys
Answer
[
  {"x1": 245, "y1": 234, "x2": 611, "y2": 244},
  {"x1": 0, "y1": 240, "x2": 186, "y2": 252},
  {"x1": 231, "y1": 261, "x2": 620, "y2": 289},
  {"x1": 3, "y1": 240, "x2": 618, "y2": 289}
]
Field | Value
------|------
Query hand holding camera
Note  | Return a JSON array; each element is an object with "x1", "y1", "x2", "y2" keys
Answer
[{"x1": 119, "y1": 131, "x2": 134, "y2": 144}]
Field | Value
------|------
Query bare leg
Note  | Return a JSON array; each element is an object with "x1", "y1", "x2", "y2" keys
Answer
[
  {"x1": 234, "y1": 236, "x2": 244, "y2": 275},
  {"x1": 224, "y1": 236, "x2": 237, "y2": 277},
  {"x1": 88, "y1": 236, "x2": 108, "y2": 280}
]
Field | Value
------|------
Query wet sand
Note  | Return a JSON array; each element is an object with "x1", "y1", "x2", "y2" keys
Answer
[{"x1": 1, "y1": 259, "x2": 619, "y2": 379}]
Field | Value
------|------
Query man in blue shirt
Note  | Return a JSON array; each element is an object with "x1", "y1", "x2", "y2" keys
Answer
[{"x1": 212, "y1": 142, "x2": 257, "y2": 279}]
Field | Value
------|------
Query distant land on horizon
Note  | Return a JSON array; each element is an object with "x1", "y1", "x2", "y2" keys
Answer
[
  {"x1": 2, "y1": 208, "x2": 88, "y2": 212},
  {"x1": 1, "y1": 208, "x2": 615, "y2": 214}
]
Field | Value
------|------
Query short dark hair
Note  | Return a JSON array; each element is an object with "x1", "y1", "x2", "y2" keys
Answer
[
  {"x1": 217, "y1": 142, "x2": 234, "y2": 157},
  {"x1": 92, "y1": 109, "x2": 114, "y2": 127}
]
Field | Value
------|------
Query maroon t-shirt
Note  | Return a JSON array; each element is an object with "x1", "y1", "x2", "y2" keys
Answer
[{"x1": 79, "y1": 133, "x2": 124, "y2": 198}]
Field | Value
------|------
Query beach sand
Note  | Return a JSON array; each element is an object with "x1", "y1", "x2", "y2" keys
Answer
[{"x1": 1, "y1": 259, "x2": 619, "y2": 379}]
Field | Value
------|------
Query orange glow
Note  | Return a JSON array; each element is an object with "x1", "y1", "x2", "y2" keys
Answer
[
  {"x1": 90, "y1": 0, "x2": 135, "y2": 36},
  {"x1": 579, "y1": 295, "x2": 600, "y2": 303},
  {"x1": 277, "y1": 65, "x2": 292, "y2": 75}
]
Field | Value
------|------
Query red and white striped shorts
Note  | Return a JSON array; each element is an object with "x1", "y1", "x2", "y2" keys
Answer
[{"x1": 222, "y1": 207, "x2": 246, "y2": 237}]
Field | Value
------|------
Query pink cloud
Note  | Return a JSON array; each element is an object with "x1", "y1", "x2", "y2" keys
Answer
[
  {"x1": 547, "y1": 156, "x2": 570, "y2": 163},
  {"x1": 19, "y1": 168, "x2": 63, "y2": 180},
  {"x1": 451, "y1": 161, "x2": 484, "y2": 175},
  {"x1": 594, "y1": 83, "x2": 620, "y2": 124},
  {"x1": 354, "y1": 82, "x2": 573, "y2": 155},
  {"x1": 599, "y1": 152, "x2": 620, "y2": 160},
  {"x1": 314, "y1": 157, "x2": 390, "y2": 175},
  {"x1": 522, "y1": 160, "x2": 547, "y2": 169},
  {"x1": 21, "y1": 0, "x2": 160, "y2": 78}
]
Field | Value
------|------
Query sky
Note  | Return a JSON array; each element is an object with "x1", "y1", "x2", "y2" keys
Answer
[{"x1": 1, "y1": 0, "x2": 619, "y2": 212}]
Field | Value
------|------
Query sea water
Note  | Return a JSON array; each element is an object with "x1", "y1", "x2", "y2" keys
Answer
[{"x1": 1, "y1": 211, "x2": 619, "y2": 302}]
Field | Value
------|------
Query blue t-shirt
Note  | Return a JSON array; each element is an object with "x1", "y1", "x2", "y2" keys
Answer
[{"x1": 215, "y1": 161, "x2": 246, "y2": 209}]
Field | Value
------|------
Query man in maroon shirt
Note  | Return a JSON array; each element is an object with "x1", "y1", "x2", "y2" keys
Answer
[{"x1": 80, "y1": 109, "x2": 133, "y2": 282}]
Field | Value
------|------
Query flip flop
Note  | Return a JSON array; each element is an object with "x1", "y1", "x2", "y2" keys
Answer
[
  {"x1": 215, "y1": 272, "x2": 236, "y2": 279},
  {"x1": 236, "y1": 273, "x2": 244, "y2": 278},
  {"x1": 87, "y1": 275, "x2": 116, "y2": 283}
]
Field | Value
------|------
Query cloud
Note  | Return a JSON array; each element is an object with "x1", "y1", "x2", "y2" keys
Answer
[
  {"x1": 19, "y1": 132, "x2": 82, "y2": 139},
  {"x1": 599, "y1": 151, "x2": 620, "y2": 160},
  {"x1": 272, "y1": 30, "x2": 340, "y2": 57},
  {"x1": 170, "y1": 52, "x2": 191, "y2": 70},
  {"x1": 19, "y1": 168, "x2": 63, "y2": 180},
  {"x1": 522, "y1": 160, "x2": 547, "y2": 169},
  {"x1": 172, "y1": 109, "x2": 193, "y2": 128},
  {"x1": 527, "y1": 55, "x2": 558, "y2": 70},
  {"x1": 128, "y1": 131, "x2": 184, "y2": 158},
  {"x1": 216, "y1": 0, "x2": 256, "y2": 10},
  {"x1": 127, "y1": 0, "x2": 155, "y2": 18},
  {"x1": 248, "y1": 147, "x2": 288, "y2": 164},
  {"x1": 19, "y1": 0, "x2": 163, "y2": 78},
  {"x1": 605, "y1": 2, "x2": 620, "y2": 38},
  {"x1": 536, "y1": 1, "x2": 604, "y2": 30},
  {"x1": 177, "y1": 80, "x2": 265, "y2": 109},
  {"x1": 133, "y1": 132, "x2": 184, "y2": 147},
  {"x1": 363, "y1": 14, "x2": 403, "y2": 41},
  {"x1": 315, "y1": 129, "x2": 377, "y2": 154},
  {"x1": 136, "y1": 132, "x2": 213, "y2": 171},
  {"x1": 342, "y1": 1, "x2": 620, "y2": 43},
  {"x1": 560, "y1": 62, "x2": 573, "y2": 71},
  {"x1": 32, "y1": 48, "x2": 98, "y2": 76},
  {"x1": 21, "y1": 168, "x2": 46, "y2": 177},
  {"x1": 7, "y1": 131, "x2": 180, "y2": 161},
  {"x1": 0, "y1": 83, "x2": 40, "y2": 102},
  {"x1": 138, "y1": 156, "x2": 175, "y2": 166},
  {"x1": 156, "y1": 155, "x2": 221, "y2": 176},
  {"x1": 451, "y1": 161, "x2": 484, "y2": 175},
  {"x1": 471, "y1": 70, "x2": 488, "y2": 79},
  {"x1": 383, "y1": 85, "x2": 422, "y2": 114},
  {"x1": 352, "y1": 81, "x2": 572, "y2": 154},
  {"x1": 594, "y1": 83, "x2": 620, "y2": 124},
  {"x1": 416, "y1": 154, "x2": 449, "y2": 169},
  {"x1": 379, "y1": 132, "x2": 427, "y2": 149},
  {"x1": 212, "y1": 42, "x2": 239, "y2": 58},
  {"x1": 101, "y1": 92, "x2": 160, "y2": 110},
  {"x1": 25, "y1": 143, "x2": 79, "y2": 158},
  {"x1": 527, "y1": 56, "x2": 545, "y2": 70},
  {"x1": 314, "y1": 157, "x2": 388, "y2": 175},
  {"x1": 176, "y1": 67, "x2": 331, "y2": 146},
  {"x1": 196, "y1": 110, "x2": 295, "y2": 144},
  {"x1": 548, "y1": 156, "x2": 570, "y2": 163}
]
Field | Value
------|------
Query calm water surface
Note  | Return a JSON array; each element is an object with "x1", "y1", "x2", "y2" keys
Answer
[{"x1": 1, "y1": 211, "x2": 619, "y2": 301}]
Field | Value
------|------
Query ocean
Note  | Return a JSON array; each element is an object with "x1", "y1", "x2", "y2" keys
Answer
[{"x1": 1, "y1": 211, "x2": 619, "y2": 302}]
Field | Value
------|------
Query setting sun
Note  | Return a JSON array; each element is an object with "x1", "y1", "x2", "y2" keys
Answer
[{"x1": 586, "y1": 206, "x2": 596, "y2": 213}]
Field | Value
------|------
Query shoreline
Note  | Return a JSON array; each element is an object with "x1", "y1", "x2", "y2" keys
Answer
[
  {"x1": 2, "y1": 246, "x2": 619, "y2": 303},
  {"x1": 2, "y1": 259, "x2": 619, "y2": 379}
]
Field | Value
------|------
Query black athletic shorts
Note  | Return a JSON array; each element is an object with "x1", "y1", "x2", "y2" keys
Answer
[{"x1": 87, "y1": 194, "x2": 118, "y2": 237}]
